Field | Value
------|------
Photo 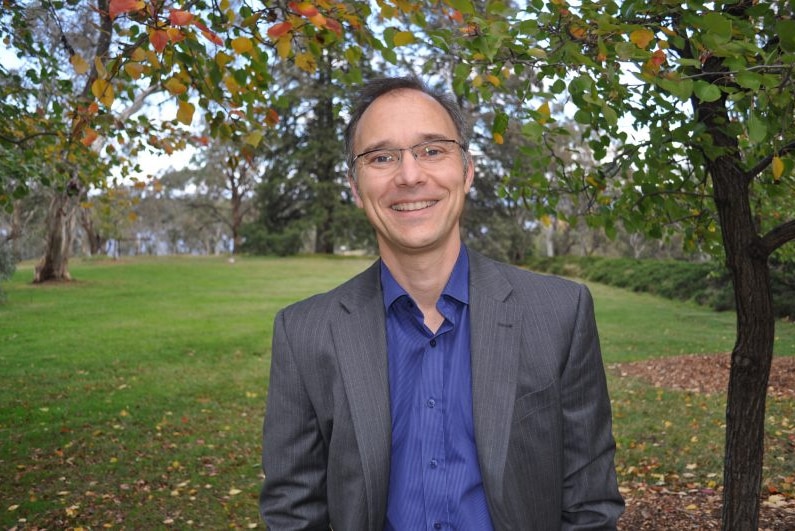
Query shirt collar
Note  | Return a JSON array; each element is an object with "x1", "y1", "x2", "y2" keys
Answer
[{"x1": 380, "y1": 245, "x2": 470, "y2": 310}]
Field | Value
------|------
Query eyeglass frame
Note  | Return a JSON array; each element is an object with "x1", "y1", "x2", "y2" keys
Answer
[{"x1": 350, "y1": 138, "x2": 468, "y2": 176}]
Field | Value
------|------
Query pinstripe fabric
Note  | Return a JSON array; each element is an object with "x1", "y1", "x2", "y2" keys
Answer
[{"x1": 260, "y1": 250, "x2": 624, "y2": 530}]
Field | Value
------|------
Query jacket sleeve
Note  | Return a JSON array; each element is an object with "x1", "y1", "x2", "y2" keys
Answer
[
  {"x1": 260, "y1": 309, "x2": 331, "y2": 530},
  {"x1": 560, "y1": 284, "x2": 625, "y2": 529}
]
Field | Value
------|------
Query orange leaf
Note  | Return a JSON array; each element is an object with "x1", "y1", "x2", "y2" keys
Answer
[
  {"x1": 169, "y1": 9, "x2": 193, "y2": 26},
  {"x1": 651, "y1": 49, "x2": 666, "y2": 67},
  {"x1": 167, "y1": 28, "x2": 185, "y2": 44},
  {"x1": 268, "y1": 21, "x2": 293, "y2": 40},
  {"x1": 81, "y1": 128, "x2": 99, "y2": 146},
  {"x1": 325, "y1": 18, "x2": 342, "y2": 36},
  {"x1": 109, "y1": 0, "x2": 144, "y2": 20},
  {"x1": 309, "y1": 13, "x2": 327, "y2": 28},
  {"x1": 493, "y1": 132, "x2": 504, "y2": 145},
  {"x1": 149, "y1": 29, "x2": 169, "y2": 53},
  {"x1": 265, "y1": 108, "x2": 280, "y2": 127},
  {"x1": 193, "y1": 20, "x2": 224, "y2": 45},
  {"x1": 289, "y1": 2, "x2": 319, "y2": 17}
]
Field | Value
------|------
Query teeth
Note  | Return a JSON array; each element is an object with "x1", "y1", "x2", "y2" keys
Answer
[{"x1": 391, "y1": 200, "x2": 437, "y2": 212}]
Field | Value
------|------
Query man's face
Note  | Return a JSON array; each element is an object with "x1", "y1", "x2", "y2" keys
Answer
[{"x1": 349, "y1": 89, "x2": 474, "y2": 260}]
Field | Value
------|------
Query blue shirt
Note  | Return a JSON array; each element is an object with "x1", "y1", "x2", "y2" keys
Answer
[{"x1": 381, "y1": 247, "x2": 494, "y2": 531}]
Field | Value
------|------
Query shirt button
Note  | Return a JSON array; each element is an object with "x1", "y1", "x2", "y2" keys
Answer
[
  {"x1": 433, "y1": 522, "x2": 442, "y2": 529},
  {"x1": 427, "y1": 398, "x2": 436, "y2": 408},
  {"x1": 429, "y1": 339, "x2": 437, "y2": 347},
  {"x1": 429, "y1": 458, "x2": 438, "y2": 469}
]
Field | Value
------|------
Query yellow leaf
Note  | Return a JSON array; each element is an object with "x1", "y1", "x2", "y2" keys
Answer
[
  {"x1": 393, "y1": 31, "x2": 415, "y2": 46},
  {"x1": 243, "y1": 130, "x2": 264, "y2": 147},
  {"x1": 295, "y1": 52, "x2": 317, "y2": 73},
  {"x1": 70, "y1": 54, "x2": 89, "y2": 75},
  {"x1": 630, "y1": 29, "x2": 655, "y2": 49},
  {"x1": 493, "y1": 132, "x2": 504, "y2": 144},
  {"x1": 164, "y1": 77, "x2": 188, "y2": 95},
  {"x1": 224, "y1": 75, "x2": 240, "y2": 93},
  {"x1": 215, "y1": 51, "x2": 234, "y2": 67},
  {"x1": 540, "y1": 214, "x2": 552, "y2": 227},
  {"x1": 130, "y1": 47, "x2": 146, "y2": 62},
  {"x1": 176, "y1": 100, "x2": 195, "y2": 125},
  {"x1": 91, "y1": 79, "x2": 114, "y2": 107},
  {"x1": 229, "y1": 488, "x2": 242, "y2": 496},
  {"x1": 276, "y1": 35, "x2": 291, "y2": 59},
  {"x1": 486, "y1": 74, "x2": 500, "y2": 87},
  {"x1": 128, "y1": 212, "x2": 138, "y2": 222},
  {"x1": 231, "y1": 36, "x2": 253, "y2": 54},
  {"x1": 94, "y1": 56, "x2": 107, "y2": 79},
  {"x1": 124, "y1": 62, "x2": 144, "y2": 79},
  {"x1": 472, "y1": 75, "x2": 483, "y2": 88},
  {"x1": 772, "y1": 156, "x2": 784, "y2": 181},
  {"x1": 537, "y1": 101, "x2": 551, "y2": 125}
]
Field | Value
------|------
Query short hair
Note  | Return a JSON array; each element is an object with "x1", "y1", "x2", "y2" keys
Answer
[{"x1": 343, "y1": 76, "x2": 471, "y2": 174}]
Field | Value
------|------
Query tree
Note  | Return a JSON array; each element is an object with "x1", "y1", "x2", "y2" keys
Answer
[{"x1": 414, "y1": 1, "x2": 794, "y2": 527}]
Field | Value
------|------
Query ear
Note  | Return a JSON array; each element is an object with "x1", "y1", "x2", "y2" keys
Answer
[
  {"x1": 347, "y1": 172, "x2": 364, "y2": 208},
  {"x1": 463, "y1": 151, "x2": 475, "y2": 193}
]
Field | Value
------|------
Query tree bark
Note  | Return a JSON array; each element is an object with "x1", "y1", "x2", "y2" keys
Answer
[
  {"x1": 34, "y1": 193, "x2": 78, "y2": 283},
  {"x1": 695, "y1": 65, "x2": 775, "y2": 530}
]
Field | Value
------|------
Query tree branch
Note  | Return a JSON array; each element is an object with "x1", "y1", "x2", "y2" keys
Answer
[
  {"x1": 758, "y1": 219, "x2": 795, "y2": 257},
  {"x1": 745, "y1": 140, "x2": 795, "y2": 181}
]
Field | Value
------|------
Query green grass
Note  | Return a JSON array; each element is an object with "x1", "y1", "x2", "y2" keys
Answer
[{"x1": 0, "y1": 255, "x2": 793, "y2": 528}]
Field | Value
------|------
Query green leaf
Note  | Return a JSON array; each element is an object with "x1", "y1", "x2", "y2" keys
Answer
[
  {"x1": 735, "y1": 70, "x2": 761, "y2": 91},
  {"x1": 776, "y1": 19, "x2": 795, "y2": 52},
  {"x1": 657, "y1": 77, "x2": 693, "y2": 101},
  {"x1": 701, "y1": 13, "x2": 732, "y2": 45},
  {"x1": 747, "y1": 112, "x2": 767, "y2": 143},
  {"x1": 693, "y1": 81, "x2": 721, "y2": 102},
  {"x1": 446, "y1": 0, "x2": 475, "y2": 15},
  {"x1": 492, "y1": 111, "x2": 509, "y2": 134}
]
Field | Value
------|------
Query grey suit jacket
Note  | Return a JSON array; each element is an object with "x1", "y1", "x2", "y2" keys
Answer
[{"x1": 260, "y1": 250, "x2": 624, "y2": 530}]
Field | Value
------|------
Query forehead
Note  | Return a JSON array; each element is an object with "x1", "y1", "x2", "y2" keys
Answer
[{"x1": 353, "y1": 89, "x2": 458, "y2": 149}]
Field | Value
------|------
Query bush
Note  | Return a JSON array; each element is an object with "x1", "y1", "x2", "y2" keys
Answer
[
  {"x1": 239, "y1": 224, "x2": 307, "y2": 256},
  {"x1": 522, "y1": 256, "x2": 795, "y2": 320}
]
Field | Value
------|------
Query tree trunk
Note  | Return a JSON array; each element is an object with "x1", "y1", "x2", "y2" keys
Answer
[
  {"x1": 34, "y1": 193, "x2": 78, "y2": 283},
  {"x1": 695, "y1": 69, "x2": 776, "y2": 529},
  {"x1": 712, "y1": 160, "x2": 774, "y2": 531}
]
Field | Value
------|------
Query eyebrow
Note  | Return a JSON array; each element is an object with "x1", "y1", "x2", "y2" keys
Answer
[{"x1": 356, "y1": 133, "x2": 456, "y2": 154}]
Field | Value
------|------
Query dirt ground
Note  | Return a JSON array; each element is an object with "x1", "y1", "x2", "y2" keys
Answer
[{"x1": 612, "y1": 354, "x2": 795, "y2": 530}]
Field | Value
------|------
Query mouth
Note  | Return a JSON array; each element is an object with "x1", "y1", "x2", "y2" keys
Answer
[{"x1": 391, "y1": 200, "x2": 438, "y2": 212}]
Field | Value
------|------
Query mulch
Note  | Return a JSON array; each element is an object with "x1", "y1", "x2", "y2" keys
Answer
[{"x1": 612, "y1": 354, "x2": 795, "y2": 529}]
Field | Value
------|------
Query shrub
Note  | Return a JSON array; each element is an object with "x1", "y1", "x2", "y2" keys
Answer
[{"x1": 523, "y1": 256, "x2": 794, "y2": 320}]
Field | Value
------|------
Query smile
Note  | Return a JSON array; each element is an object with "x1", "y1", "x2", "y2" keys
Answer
[{"x1": 391, "y1": 200, "x2": 438, "y2": 212}]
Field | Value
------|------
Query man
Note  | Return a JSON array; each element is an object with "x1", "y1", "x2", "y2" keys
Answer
[{"x1": 260, "y1": 76, "x2": 624, "y2": 530}]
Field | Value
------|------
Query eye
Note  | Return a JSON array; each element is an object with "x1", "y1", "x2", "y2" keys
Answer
[
  {"x1": 419, "y1": 143, "x2": 449, "y2": 160},
  {"x1": 365, "y1": 150, "x2": 396, "y2": 166}
]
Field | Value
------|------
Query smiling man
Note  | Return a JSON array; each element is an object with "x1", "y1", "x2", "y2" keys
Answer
[{"x1": 260, "y1": 77, "x2": 624, "y2": 530}]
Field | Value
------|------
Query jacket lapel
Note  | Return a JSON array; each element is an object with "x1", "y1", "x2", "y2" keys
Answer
[
  {"x1": 468, "y1": 252, "x2": 523, "y2": 521},
  {"x1": 331, "y1": 261, "x2": 391, "y2": 529}
]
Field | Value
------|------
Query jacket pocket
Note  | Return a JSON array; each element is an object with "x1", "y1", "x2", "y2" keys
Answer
[{"x1": 512, "y1": 381, "x2": 557, "y2": 424}]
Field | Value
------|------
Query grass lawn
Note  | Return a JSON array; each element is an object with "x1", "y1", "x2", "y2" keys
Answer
[{"x1": 1, "y1": 255, "x2": 793, "y2": 528}]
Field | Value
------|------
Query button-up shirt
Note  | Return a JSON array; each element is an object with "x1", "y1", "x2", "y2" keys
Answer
[{"x1": 381, "y1": 247, "x2": 494, "y2": 530}]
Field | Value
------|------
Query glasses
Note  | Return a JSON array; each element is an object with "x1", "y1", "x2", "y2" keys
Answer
[{"x1": 352, "y1": 139, "x2": 465, "y2": 174}]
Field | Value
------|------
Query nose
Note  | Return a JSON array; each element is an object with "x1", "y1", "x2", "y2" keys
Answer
[{"x1": 393, "y1": 148, "x2": 425, "y2": 186}]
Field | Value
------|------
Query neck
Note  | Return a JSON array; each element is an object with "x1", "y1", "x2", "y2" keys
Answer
[{"x1": 380, "y1": 240, "x2": 461, "y2": 314}]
